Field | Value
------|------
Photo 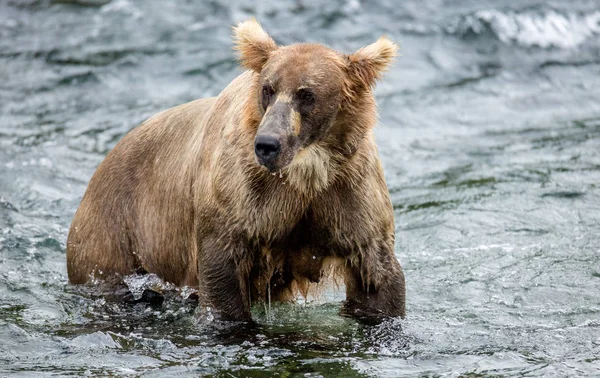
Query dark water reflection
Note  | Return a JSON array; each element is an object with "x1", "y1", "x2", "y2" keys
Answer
[{"x1": 1, "y1": 0, "x2": 599, "y2": 376}]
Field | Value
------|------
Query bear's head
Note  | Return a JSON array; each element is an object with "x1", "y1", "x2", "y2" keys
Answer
[{"x1": 234, "y1": 19, "x2": 397, "y2": 187}]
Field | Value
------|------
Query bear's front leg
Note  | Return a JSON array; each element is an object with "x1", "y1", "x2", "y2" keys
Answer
[
  {"x1": 341, "y1": 242, "x2": 406, "y2": 325},
  {"x1": 197, "y1": 236, "x2": 253, "y2": 322}
]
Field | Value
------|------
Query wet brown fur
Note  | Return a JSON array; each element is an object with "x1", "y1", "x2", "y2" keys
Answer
[{"x1": 67, "y1": 19, "x2": 405, "y2": 323}]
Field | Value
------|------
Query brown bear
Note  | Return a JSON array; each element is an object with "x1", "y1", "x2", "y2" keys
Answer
[{"x1": 66, "y1": 19, "x2": 406, "y2": 324}]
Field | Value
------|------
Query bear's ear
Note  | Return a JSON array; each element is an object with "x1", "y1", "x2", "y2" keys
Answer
[
  {"x1": 233, "y1": 18, "x2": 278, "y2": 72},
  {"x1": 346, "y1": 36, "x2": 398, "y2": 91}
]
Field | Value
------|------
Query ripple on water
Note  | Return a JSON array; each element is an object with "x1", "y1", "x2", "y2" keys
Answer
[
  {"x1": 1, "y1": 0, "x2": 600, "y2": 376},
  {"x1": 446, "y1": 7, "x2": 600, "y2": 49}
]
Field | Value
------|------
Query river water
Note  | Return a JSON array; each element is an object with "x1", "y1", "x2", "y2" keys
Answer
[{"x1": 1, "y1": 0, "x2": 599, "y2": 376}]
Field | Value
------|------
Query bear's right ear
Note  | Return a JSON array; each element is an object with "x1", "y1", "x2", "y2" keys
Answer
[{"x1": 233, "y1": 19, "x2": 278, "y2": 72}]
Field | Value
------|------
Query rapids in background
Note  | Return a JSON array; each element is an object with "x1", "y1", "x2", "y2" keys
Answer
[{"x1": 0, "y1": 0, "x2": 599, "y2": 376}]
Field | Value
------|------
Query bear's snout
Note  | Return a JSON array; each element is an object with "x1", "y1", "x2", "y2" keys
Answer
[
  {"x1": 254, "y1": 100, "x2": 300, "y2": 171},
  {"x1": 254, "y1": 134, "x2": 281, "y2": 167}
]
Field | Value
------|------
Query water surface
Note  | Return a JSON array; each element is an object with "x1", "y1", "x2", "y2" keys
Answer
[{"x1": 1, "y1": 0, "x2": 599, "y2": 376}]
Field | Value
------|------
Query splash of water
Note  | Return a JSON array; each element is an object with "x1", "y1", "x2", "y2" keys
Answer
[{"x1": 447, "y1": 8, "x2": 600, "y2": 48}]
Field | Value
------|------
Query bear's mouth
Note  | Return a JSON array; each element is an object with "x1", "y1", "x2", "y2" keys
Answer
[
  {"x1": 255, "y1": 153, "x2": 294, "y2": 173},
  {"x1": 254, "y1": 134, "x2": 299, "y2": 173}
]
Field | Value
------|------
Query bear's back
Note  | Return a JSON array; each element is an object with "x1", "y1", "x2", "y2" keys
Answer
[{"x1": 66, "y1": 96, "x2": 218, "y2": 285}]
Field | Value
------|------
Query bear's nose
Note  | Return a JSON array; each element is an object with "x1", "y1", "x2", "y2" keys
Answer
[{"x1": 255, "y1": 135, "x2": 281, "y2": 164}]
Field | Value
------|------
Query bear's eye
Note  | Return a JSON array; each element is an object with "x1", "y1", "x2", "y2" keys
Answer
[
  {"x1": 297, "y1": 89, "x2": 315, "y2": 106},
  {"x1": 262, "y1": 85, "x2": 274, "y2": 110}
]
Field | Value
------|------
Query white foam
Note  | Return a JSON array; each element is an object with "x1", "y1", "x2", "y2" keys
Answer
[{"x1": 449, "y1": 9, "x2": 600, "y2": 49}]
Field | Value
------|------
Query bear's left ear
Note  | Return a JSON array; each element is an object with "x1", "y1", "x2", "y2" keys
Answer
[
  {"x1": 346, "y1": 36, "x2": 398, "y2": 91},
  {"x1": 233, "y1": 18, "x2": 278, "y2": 72}
]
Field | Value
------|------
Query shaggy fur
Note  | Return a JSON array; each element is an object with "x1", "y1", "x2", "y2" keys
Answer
[{"x1": 67, "y1": 19, "x2": 405, "y2": 323}]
